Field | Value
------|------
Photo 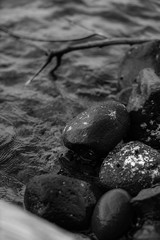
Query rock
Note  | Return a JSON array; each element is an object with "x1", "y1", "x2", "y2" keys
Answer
[
  {"x1": 133, "y1": 221, "x2": 160, "y2": 240},
  {"x1": 99, "y1": 141, "x2": 160, "y2": 196},
  {"x1": 62, "y1": 101, "x2": 130, "y2": 157},
  {"x1": 24, "y1": 174, "x2": 101, "y2": 231},
  {"x1": 131, "y1": 185, "x2": 160, "y2": 221},
  {"x1": 127, "y1": 68, "x2": 160, "y2": 149},
  {"x1": 118, "y1": 41, "x2": 160, "y2": 90},
  {"x1": 91, "y1": 189, "x2": 132, "y2": 240}
]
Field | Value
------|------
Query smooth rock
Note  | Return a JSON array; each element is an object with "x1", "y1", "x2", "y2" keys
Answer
[
  {"x1": 91, "y1": 189, "x2": 132, "y2": 240},
  {"x1": 99, "y1": 141, "x2": 160, "y2": 196},
  {"x1": 24, "y1": 174, "x2": 101, "y2": 231},
  {"x1": 62, "y1": 101, "x2": 130, "y2": 157},
  {"x1": 127, "y1": 68, "x2": 160, "y2": 149}
]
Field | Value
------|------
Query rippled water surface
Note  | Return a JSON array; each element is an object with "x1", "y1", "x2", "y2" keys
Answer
[{"x1": 0, "y1": 0, "x2": 160, "y2": 205}]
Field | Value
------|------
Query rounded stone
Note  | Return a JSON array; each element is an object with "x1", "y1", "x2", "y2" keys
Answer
[
  {"x1": 24, "y1": 174, "x2": 101, "y2": 231},
  {"x1": 62, "y1": 100, "x2": 130, "y2": 157},
  {"x1": 91, "y1": 189, "x2": 132, "y2": 240},
  {"x1": 99, "y1": 141, "x2": 160, "y2": 196}
]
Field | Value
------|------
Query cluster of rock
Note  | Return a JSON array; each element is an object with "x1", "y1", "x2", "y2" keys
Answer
[{"x1": 24, "y1": 41, "x2": 160, "y2": 240}]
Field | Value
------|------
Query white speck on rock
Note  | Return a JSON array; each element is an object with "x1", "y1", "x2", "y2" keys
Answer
[
  {"x1": 140, "y1": 122, "x2": 147, "y2": 129},
  {"x1": 146, "y1": 136, "x2": 151, "y2": 142},
  {"x1": 124, "y1": 155, "x2": 145, "y2": 168},
  {"x1": 151, "y1": 168, "x2": 159, "y2": 179},
  {"x1": 67, "y1": 126, "x2": 72, "y2": 131},
  {"x1": 150, "y1": 120, "x2": 154, "y2": 125},
  {"x1": 81, "y1": 183, "x2": 85, "y2": 187},
  {"x1": 150, "y1": 124, "x2": 160, "y2": 138},
  {"x1": 108, "y1": 110, "x2": 116, "y2": 120}
]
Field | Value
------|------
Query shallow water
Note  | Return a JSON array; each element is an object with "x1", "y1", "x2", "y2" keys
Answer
[{"x1": 0, "y1": 0, "x2": 160, "y2": 207}]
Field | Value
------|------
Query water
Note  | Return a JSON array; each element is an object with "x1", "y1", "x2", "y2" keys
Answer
[{"x1": 0, "y1": 0, "x2": 160, "y2": 208}]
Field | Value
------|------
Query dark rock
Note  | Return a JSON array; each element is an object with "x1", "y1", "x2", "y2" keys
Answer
[
  {"x1": 99, "y1": 141, "x2": 160, "y2": 196},
  {"x1": 131, "y1": 185, "x2": 160, "y2": 202},
  {"x1": 126, "y1": 68, "x2": 160, "y2": 149},
  {"x1": 24, "y1": 174, "x2": 101, "y2": 231},
  {"x1": 133, "y1": 221, "x2": 160, "y2": 240},
  {"x1": 118, "y1": 41, "x2": 160, "y2": 90},
  {"x1": 131, "y1": 185, "x2": 160, "y2": 222},
  {"x1": 91, "y1": 189, "x2": 132, "y2": 240},
  {"x1": 62, "y1": 100, "x2": 130, "y2": 157}
]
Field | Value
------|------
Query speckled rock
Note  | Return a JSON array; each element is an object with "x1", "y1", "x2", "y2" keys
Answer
[
  {"x1": 62, "y1": 101, "x2": 130, "y2": 157},
  {"x1": 126, "y1": 68, "x2": 160, "y2": 149},
  {"x1": 91, "y1": 189, "x2": 132, "y2": 240},
  {"x1": 118, "y1": 41, "x2": 160, "y2": 90},
  {"x1": 99, "y1": 141, "x2": 160, "y2": 196},
  {"x1": 24, "y1": 174, "x2": 101, "y2": 231}
]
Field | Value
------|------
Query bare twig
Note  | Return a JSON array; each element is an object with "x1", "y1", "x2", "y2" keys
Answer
[
  {"x1": 0, "y1": 26, "x2": 100, "y2": 43},
  {"x1": 26, "y1": 37, "x2": 158, "y2": 85},
  {"x1": 25, "y1": 52, "x2": 54, "y2": 85}
]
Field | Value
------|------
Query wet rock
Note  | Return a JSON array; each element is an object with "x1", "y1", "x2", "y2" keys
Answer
[
  {"x1": 99, "y1": 141, "x2": 160, "y2": 196},
  {"x1": 127, "y1": 68, "x2": 160, "y2": 149},
  {"x1": 91, "y1": 189, "x2": 132, "y2": 240},
  {"x1": 62, "y1": 100, "x2": 130, "y2": 157},
  {"x1": 133, "y1": 221, "x2": 160, "y2": 240},
  {"x1": 118, "y1": 41, "x2": 160, "y2": 90},
  {"x1": 24, "y1": 174, "x2": 101, "y2": 231},
  {"x1": 131, "y1": 185, "x2": 160, "y2": 221}
]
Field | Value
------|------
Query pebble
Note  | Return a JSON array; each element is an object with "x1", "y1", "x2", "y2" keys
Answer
[
  {"x1": 131, "y1": 185, "x2": 160, "y2": 221},
  {"x1": 133, "y1": 221, "x2": 160, "y2": 240},
  {"x1": 99, "y1": 141, "x2": 160, "y2": 196},
  {"x1": 91, "y1": 189, "x2": 132, "y2": 240},
  {"x1": 24, "y1": 174, "x2": 101, "y2": 231},
  {"x1": 62, "y1": 100, "x2": 130, "y2": 157}
]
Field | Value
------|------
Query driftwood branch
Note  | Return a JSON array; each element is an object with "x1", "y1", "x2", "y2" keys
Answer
[{"x1": 26, "y1": 37, "x2": 158, "y2": 85}]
